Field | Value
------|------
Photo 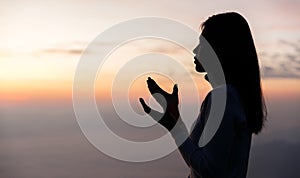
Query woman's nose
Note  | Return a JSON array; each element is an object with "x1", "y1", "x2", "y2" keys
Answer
[{"x1": 193, "y1": 44, "x2": 199, "y2": 55}]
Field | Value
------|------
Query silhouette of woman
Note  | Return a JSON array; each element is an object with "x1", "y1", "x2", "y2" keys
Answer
[{"x1": 140, "y1": 12, "x2": 267, "y2": 178}]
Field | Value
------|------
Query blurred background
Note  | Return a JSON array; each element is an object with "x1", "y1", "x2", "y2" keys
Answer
[{"x1": 0, "y1": 0, "x2": 299, "y2": 177}]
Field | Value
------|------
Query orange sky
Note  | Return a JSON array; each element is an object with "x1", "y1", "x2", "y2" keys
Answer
[
  {"x1": 2, "y1": 76, "x2": 299, "y2": 105},
  {"x1": 0, "y1": 0, "x2": 299, "y2": 104}
]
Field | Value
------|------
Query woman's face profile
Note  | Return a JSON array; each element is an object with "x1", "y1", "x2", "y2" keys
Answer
[{"x1": 193, "y1": 36, "x2": 206, "y2": 73}]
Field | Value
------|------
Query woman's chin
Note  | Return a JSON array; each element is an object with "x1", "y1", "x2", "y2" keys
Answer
[
  {"x1": 195, "y1": 67, "x2": 206, "y2": 73},
  {"x1": 194, "y1": 63, "x2": 205, "y2": 72}
]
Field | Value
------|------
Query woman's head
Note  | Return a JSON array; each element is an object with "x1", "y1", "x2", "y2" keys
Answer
[{"x1": 194, "y1": 12, "x2": 267, "y2": 134}]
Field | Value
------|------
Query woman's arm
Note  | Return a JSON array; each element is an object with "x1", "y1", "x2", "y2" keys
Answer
[
  {"x1": 172, "y1": 90, "x2": 239, "y2": 177},
  {"x1": 139, "y1": 78, "x2": 240, "y2": 177}
]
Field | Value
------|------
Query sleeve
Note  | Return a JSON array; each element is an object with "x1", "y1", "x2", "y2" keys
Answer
[{"x1": 173, "y1": 89, "x2": 240, "y2": 177}]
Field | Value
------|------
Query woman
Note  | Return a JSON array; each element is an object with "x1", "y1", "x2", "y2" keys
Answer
[{"x1": 139, "y1": 12, "x2": 267, "y2": 178}]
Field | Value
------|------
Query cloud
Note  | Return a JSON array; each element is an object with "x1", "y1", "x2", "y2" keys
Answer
[
  {"x1": 260, "y1": 39, "x2": 300, "y2": 78},
  {"x1": 279, "y1": 40, "x2": 300, "y2": 54},
  {"x1": 35, "y1": 41, "x2": 87, "y2": 56},
  {"x1": 33, "y1": 38, "x2": 300, "y2": 79},
  {"x1": 37, "y1": 41, "x2": 126, "y2": 57},
  {"x1": 0, "y1": 102, "x2": 187, "y2": 178},
  {"x1": 263, "y1": 66, "x2": 274, "y2": 72},
  {"x1": 1, "y1": 85, "x2": 300, "y2": 178},
  {"x1": 248, "y1": 140, "x2": 300, "y2": 178},
  {"x1": 42, "y1": 48, "x2": 83, "y2": 55}
]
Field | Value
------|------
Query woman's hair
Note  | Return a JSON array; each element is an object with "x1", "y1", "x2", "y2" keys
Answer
[{"x1": 201, "y1": 12, "x2": 267, "y2": 134}]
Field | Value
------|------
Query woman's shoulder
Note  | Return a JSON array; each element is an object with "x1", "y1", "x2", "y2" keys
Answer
[
  {"x1": 211, "y1": 84, "x2": 247, "y2": 123},
  {"x1": 210, "y1": 84, "x2": 242, "y2": 104}
]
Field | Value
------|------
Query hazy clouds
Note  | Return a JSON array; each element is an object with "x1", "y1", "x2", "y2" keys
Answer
[{"x1": 0, "y1": 90, "x2": 299, "y2": 177}]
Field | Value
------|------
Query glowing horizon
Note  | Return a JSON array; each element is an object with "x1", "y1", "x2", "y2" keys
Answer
[{"x1": 0, "y1": 0, "x2": 299, "y2": 103}]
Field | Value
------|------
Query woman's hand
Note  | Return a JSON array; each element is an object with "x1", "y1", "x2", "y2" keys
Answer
[{"x1": 139, "y1": 77, "x2": 179, "y2": 131}]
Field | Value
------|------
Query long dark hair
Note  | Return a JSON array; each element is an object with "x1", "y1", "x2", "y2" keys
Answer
[{"x1": 201, "y1": 12, "x2": 267, "y2": 134}]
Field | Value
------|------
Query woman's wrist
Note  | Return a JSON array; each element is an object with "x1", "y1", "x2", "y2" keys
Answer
[{"x1": 170, "y1": 117, "x2": 189, "y2": 146}]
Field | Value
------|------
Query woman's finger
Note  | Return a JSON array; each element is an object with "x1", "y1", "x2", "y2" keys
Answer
[
  {"x1": 139, "y1": 98, "x2": 151, "y2": 113},
  {"x1": 139, "y1": 98, "x2": 164, "y2": 122},
  {"x1": 172, "y1": 84, "x2": 178, "y2": 95},
  {"x1": 147, "y1": 77, "x2": 168, "y2": 96}
]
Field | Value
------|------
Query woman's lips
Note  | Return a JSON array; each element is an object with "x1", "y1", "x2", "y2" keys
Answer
[{"x1": 194, "y1": 57, "x2": 199, "y2": 64}]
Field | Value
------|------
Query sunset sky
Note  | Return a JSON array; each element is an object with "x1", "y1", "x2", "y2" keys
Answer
[
  {"x1": 1, "y1": 0, "x2": 300, "y2": 100},
  {"x1": 0, "y1": 0, "x2": 300, "y2": 177}
]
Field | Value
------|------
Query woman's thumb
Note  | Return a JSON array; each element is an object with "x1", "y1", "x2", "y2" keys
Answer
[{"x1": 172, "y1": 84, "x2": 178, "y2": 95}]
